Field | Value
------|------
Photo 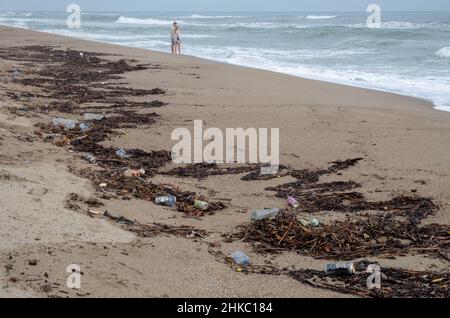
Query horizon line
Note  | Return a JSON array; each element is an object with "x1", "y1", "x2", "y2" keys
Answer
[{"x1": 1, "y1": 10, "x2": 450, "y2": 13}]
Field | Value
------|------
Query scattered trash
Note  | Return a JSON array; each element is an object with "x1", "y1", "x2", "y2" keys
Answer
[
  {"x1": 230, "y1": 251, "x2": 250, "y2": 267},
  {"x1": 265, "y1": 158, "x2": 438, "y2": 224},
  {"x1": 299, "y1": 217, "x2": 320, "y2": 227},
  {"x1": 194, "y1": 200, "x2": 209, "y2": 211},
  {"x1": 309, "y1": 218, "x2": 320, "y2": 227},
  {"x1": 155, "y1": 195, "x2": 177, "y2": 207},
  {"x1": 325, "y1": 262, "x2": 356, "y2": 276},
  {"x1": 287, "y1": 196, "x2": 299, "y2": 208},
  {"x1": 52, "y1": 118, "x2": 78, "y2": 130},
  {"x1": 83, "y1": 153, "x2": 97, "y2": 164},
  {"x1": 250, "y1": 208, "x2": 280, "y2": 221},
  {"x1": 227, "y1": 212, "x2": 449, "y2": 261},
  {"x1": 79, "y1": 122, "x2": 91, "y2": 132},
  {"x1": 99, "y1": 183, "x2": 107, "y2": 188},
  {"x1": 290, "y1": 260, "x2": 450, "y2": 298},
  {"x1": 88, "y1": 210, "x2": 105, "y2": 216},
  {"x1": 124, "y1": 168, "x2": 145, "y2": 178},
  {"x1": 115, "y1": 148, "x2": 128, "y2": 159}
]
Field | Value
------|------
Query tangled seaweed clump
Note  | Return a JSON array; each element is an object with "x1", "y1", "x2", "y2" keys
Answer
[
  {"x1": 227, "y1": 211, "x2": 449, "y2": 261},
  {"x1": 289, "y1": 260, "x2": 449, "y2": 298}
]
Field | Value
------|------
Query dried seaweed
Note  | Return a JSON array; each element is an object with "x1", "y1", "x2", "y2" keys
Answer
[
  {"x1": 226, "y1": 211, "x2": 450, "y2": 260},
  {"x1": 289, "y1": 260, "x2": 449, "y2": 298},
  {"x1": 163, "y1": 163, "x2": 260, "y2": 180}
]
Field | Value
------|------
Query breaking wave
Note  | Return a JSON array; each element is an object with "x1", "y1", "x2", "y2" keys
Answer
[
  {"x1": 116, "y1": 16, "x2": 174, "y2": 26},
  {"x1": 306, "y1": 15, "x2": 338, "y2": 20},
  {"x1": 436, "y1": 47, "x2": 450, "y2": 58}
]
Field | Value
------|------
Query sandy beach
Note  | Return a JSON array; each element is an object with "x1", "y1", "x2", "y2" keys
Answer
[{"x1": 0, "y1": 25, "x2": 449, "y2": 298}]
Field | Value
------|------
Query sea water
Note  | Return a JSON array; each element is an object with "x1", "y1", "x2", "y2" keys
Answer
[{"x1": 1, "y1": 11, "x2": 449, "y2": 111}]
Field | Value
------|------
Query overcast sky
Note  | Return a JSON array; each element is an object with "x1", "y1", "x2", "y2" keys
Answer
[{"x1": 1, "y1": 0, "x2": 449, "y2": 12}]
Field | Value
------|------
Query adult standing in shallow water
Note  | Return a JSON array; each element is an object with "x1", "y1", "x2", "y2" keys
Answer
[{"x1": 171, "y1": 22, "x2": 182, "y2": 54}]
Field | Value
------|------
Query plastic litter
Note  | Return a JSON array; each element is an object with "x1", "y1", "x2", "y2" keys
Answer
[
  {"x1": 194, "y1": 200, "x2": 209, "y2": 210},
  {"x1": 79, "y1": 122, "x2": 91, "y2": 132},
  {"x1": 115, "y1": 148, "x2": 128, "y2": 158},
  {"x1": 155, "y1": 195, "x2": 177, "y2": 207},
  {"x1": 84, "y1": 153, "x2": 97, "y2": 164},
  {"x1": 325, "y1": 262, "x2": 356, "y2": 276},
  {"x1": 230, "y1": 251, "x2": 250, "y2": 267},
  {"x1": 52, "y1": 118, "x2": 78, "y2": 130},
  {"x1": 124, "y1": 169, "x2": 145, "y2": 178},
  {"x1": 250, "y1": 208, "x2": 280, "y2": 221},
  {"x1": 287, "y1": 196, "x2": 300, "y2": 208}
]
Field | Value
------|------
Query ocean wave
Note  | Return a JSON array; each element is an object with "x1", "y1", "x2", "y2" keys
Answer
[
  {"x1": 0, "y1": 21, "x2": 28, "y2": 29},
  {"x1": 380, "y1": 21, "x2": 429, "y2": 29},
  {"x1": 185, "y1": 14, "x2": 245, "y2": 19},
  {"x1": 166, "y1": 44, "x2": 449, "y2": 112},
  {"x1": 436, "y1": 47, "x2": 450, "y2": 58},
  {"x1": 0, "y1": 12, "x2": 31, "y2": 17},
  {"x1": 306, "y1": 15, "x2": 338, "y2": 20},
  {"x1": 116, "y1": 16, "x2": 175, "y2": 26},
  {"x1": 214, "y1": 22, "x2": 284, "y2": 29},
  {"x1": 348, "y1": 21, "x2": 450, "y2": 30}
]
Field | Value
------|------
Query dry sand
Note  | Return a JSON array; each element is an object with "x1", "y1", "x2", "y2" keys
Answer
[{"x1": 0, "y1": 26, "x2": 449, "y2": 298}]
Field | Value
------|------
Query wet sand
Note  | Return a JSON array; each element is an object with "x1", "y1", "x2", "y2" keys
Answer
[{"x1": 0, "y1": 26, "x2": 449, "y2": 298}]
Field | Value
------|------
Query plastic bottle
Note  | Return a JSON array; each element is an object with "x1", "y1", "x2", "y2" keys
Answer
[
  {"x1": 250, "y1": 208, "x2": 280, "y2": 221},
  {"x1": 79, "y1": 123, "x2": 91, "y2": 132},
  {"x1": 230, "y1": 251, "x2": 250, "y2": 267},
  {"x1": 52, "y1": 118, "x2": 78, "y2": 130},
  {"x1": 155, "y1": 195, "x2": 177, "y2": 207}
]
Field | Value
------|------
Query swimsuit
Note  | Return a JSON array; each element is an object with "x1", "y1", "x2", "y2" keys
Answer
[{"x1": 171, "y1": 30, "x2": 181, "y2": 45}]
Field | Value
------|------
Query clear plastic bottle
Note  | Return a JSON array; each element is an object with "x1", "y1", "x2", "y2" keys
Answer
[{"x1": 250, "y1": 208, "x2": 280, "y2": 221}]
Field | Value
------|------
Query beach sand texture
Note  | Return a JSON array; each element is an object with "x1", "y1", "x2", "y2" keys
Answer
[{"x1": 0, "y1": 26, "x2": 449, "y2": 298}]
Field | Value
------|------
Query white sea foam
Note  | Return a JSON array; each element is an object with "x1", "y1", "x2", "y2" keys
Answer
[
  {"x1": 167, "y1": 44, "x2": 450, "y2": 112},
  {"x1": 0, "y1": 21, "x2": 28, "y2": 29},
  {"x1": 348, "y1": 21, "x2": 450, "y2": 30},
  {"x1": 116, "y1": 16, "x2": 175, "y2": 26},
  {"x1": 306, "y1": 15, "x2": 338, "y2": 20},
  {"x1": 436, "y1": 47, "x2": 450, "y2": 58},
  {"x1": 185, "y1": 14, "x2": 244, "y2": 19}
]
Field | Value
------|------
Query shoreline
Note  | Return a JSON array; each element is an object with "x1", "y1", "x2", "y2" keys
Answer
[
  {"x1": 0, "y1": 26, "x2": 449, "y2": 298},
  {"x1": 2, "y1": 24, "x2": 445, "y2": 112}
]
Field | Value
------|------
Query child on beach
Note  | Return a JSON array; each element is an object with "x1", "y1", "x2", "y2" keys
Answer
[{"x1": 171, "y1": 22, "x2": 182, "y2": 54}]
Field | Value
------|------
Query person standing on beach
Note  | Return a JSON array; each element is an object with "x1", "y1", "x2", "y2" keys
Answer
[{"x1": 171, "y1": 22, "x2": 182, "y2": 54}]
